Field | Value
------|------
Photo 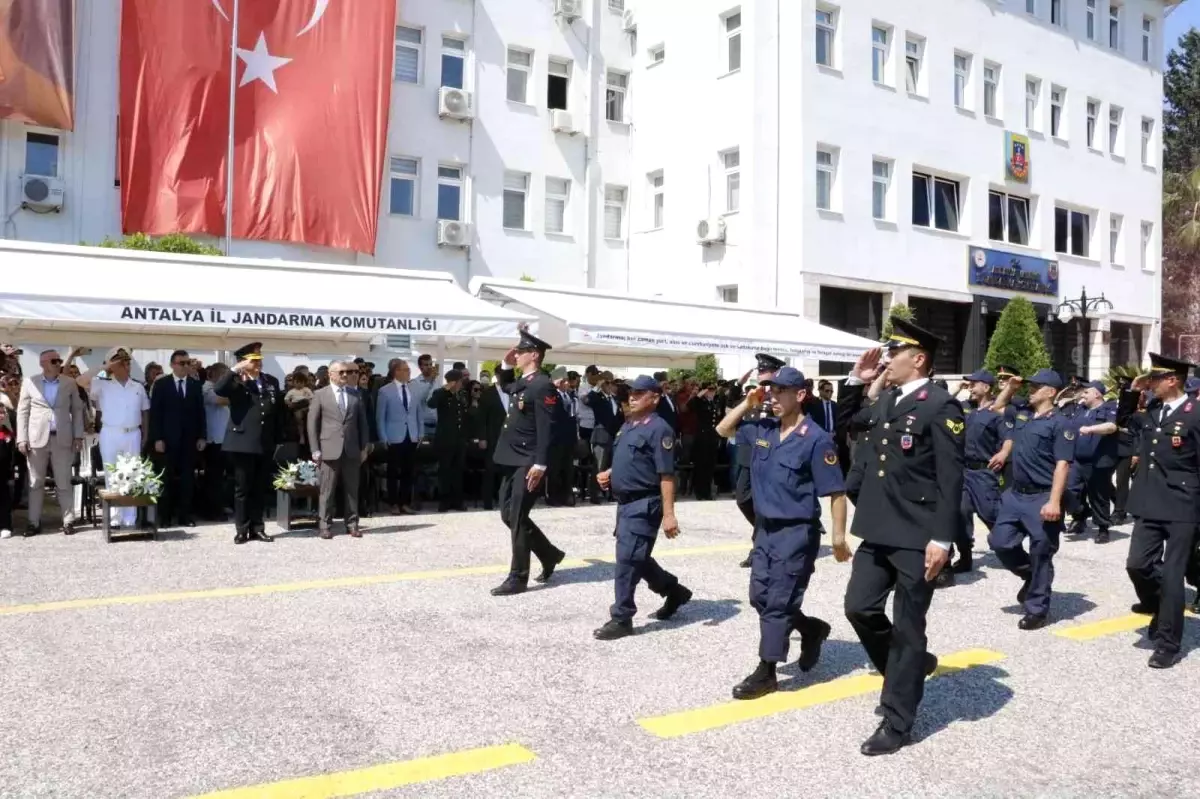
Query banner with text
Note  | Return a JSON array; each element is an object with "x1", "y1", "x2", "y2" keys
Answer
[{"x1": 967, "y1": 246, "x2": 1058, "y2": 297}]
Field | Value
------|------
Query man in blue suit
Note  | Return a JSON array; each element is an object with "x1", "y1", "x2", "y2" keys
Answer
[{"x1": 376, "y1": 358, "x2": 423, "y2": 514}]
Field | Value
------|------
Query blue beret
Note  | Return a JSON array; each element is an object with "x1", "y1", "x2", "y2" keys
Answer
[
  {"x1": 762, "y1": 366, "x2": 806, "y2": 389},
  {"x1": 629, "y1": 375, "x2": 662, "y2": 392},
  {"x1": 1028, "y1": 368, "x2": 1063, "y2": 389},
  {"x1": 966, "y1": 369, "x2": 995, "y2": 385}
]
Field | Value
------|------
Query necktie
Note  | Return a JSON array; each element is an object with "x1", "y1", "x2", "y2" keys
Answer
[
  {"x1": 338, "y1": 388, "x2": 346, "y2": 413},
  {"x1": 401, "y1": 384, "x2": 409, "y2": 411},
  {"x1": 178, "y1": 378, "x2": 184, "y2": 398}
]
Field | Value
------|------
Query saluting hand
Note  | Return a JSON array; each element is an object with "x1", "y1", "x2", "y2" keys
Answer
[
  {"x1": 745, "y1": 386, "x2": 765, "y2": 410},
  {"x1": 502, "y1": 347, "x2": 518, "y2": 368}
]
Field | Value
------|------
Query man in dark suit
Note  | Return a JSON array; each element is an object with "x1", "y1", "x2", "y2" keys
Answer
[
  {"x1": 838, "y1": 319, "x2": 964, "y2": 755},
  {"x1": 583, "y1": 372, "x2": 622, "y2": 503},
  {"x1": 654, "y1": 372, "x2": 679, "y2": 433},
  {"x1": 490, "y1": 329, "x2": 567, "y2": 597},
  {"x1": 546, "y1": 367, "x2": 577, "y2": 506},
  {"x1": 149, "y1": 349, "x2": 207, "y2": 527},
  {"x1": 428, "y1": 369, "x2": 467, "y2": 512},
  {"x1": 479, "y1": 374, "x2": 509, "y2": 510},
  {"x1": 213, "y1": 342, "x2": 284, "y2": 545},
  {"x1": 687, "y1": 383, "x2": 718, "y2": 500},
  {"x1": 309, "y1": 360, "x2": 371, "y2": 538}
]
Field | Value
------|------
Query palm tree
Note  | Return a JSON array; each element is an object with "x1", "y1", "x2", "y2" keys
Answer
[{"x1": 1163, "y1": 166, "x2": 1200, "y2": 252}]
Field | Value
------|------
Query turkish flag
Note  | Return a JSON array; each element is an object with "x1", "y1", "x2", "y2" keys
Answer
[{"x1": 119, "y1": 0, "x2": 396, "y2": 254}]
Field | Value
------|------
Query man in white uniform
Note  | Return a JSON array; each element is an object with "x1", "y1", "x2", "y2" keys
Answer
[{"x1": 76, "y1": 347, "x2": 150, "y2": 528}]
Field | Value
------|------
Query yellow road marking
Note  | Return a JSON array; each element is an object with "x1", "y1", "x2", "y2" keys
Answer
[
  {"x1": 0, "y1": 543, "x2": 747, "y2": 618},
  {"x1": 1054, "y1": 610, "x2": 1197, "y2": 641},
  {"x1": 188, "y1": 743, "x2": 536, "y2": 799},
  {"x1": 637, "y1": 648, "x2": 1006, "y2": 739}
]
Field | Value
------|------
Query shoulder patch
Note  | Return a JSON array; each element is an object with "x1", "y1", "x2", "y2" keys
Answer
[
  {"x1": 662, "y1": 436, "x2": 674, "y2": 450},
  {"x1": 1064, "y1": 430, "x2": 1075, "y2": 441},
  {"x1": 1006, "y1": 421, "x2": 1015, "y2": 429},
  {"x1": 544, "y1": 394, "x2": 558, "y2": 406},
  {"x1": 945, "y1": 419, "x2": 965, "y2": 436},
  {"x1": 823, "y1": 450, "x2": 838, "y2": 466},
  {"x1": 1187, "y1": 402, "x2": 1195, "y2": 414}
]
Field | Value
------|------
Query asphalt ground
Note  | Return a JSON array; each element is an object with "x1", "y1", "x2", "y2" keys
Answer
[{"x1": 2, "y1": 498, "x2": 1199, "y2": 798}]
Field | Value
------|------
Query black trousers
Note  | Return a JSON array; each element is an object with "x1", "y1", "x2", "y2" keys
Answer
[
  {"x1": 499, "y1": 464, "x2": 564, "y2": 583},
  {"x1": 1073, "y1": 463, "x2": 1115, "y2": 529},
  {"x1": 844, "y1": 542, "x2": 935, "y2": 734},
  {"x1": 437, "y1": 442, "x2": 465, "y2": 510},
  {"x1": 1113, "y1": 456, "x2": 1135, "y2": 517},
  {"x1": 202, "y1": 443, "x2": 227, "y2": 518},
  {"x1": 588, "y1": 442, "x2": 613, "y2": 502},
  {"x1": 161, "y1": 445, "x2": 198, "y2": 523},
  {"x1": 691, "y1": 432, "x2": 716, "y2": 500},
  {"x1": 481, "y1": 446, "x2": 501, "y2": 510},
  {"x1": 546, "y1": 442, "x2": 575, "y2": 505},
  {"x1": 229, "y1": 452, "x2": 269, "y2": 534},
  {"x1": 0, "y1": 439, "x2": 12, "y2": 531},
  {"x1": 1126, "y1": 518, "x2": 1196, "y2": 654},
  {"x1": 386, "y1": 440, "x2": 416, "y2": 508}
]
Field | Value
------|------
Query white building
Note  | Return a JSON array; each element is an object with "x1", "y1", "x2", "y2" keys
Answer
[{"x1": 0, "y1": 0, "x2": 1172, "y2": 376}]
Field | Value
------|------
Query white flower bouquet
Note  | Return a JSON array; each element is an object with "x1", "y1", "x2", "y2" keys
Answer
[
  {"x1": 104, "y1": 453, "x2": 164, "y2": 500},
  {"x1": 273, "y1": 460, "x2": 320, "y2": 491}
]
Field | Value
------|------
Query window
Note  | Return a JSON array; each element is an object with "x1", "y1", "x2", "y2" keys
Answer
[
  {"x1": 724, "y1": 11, "x2": 742, "y2": 73},
  {"x1": 441, "y1": 36, "x2": 466, "y2": 89},
  {"x1": 905, "y1": 37, "x2": 923, "y2": 94},
  {"x1": 604, "y1": 186, "x2": 627, "y2": 239},
  {"x1": 1025, "y1": 77, "x2": 1040, "y2": 130},
  {"x1": 1050, "y1": 86, "x2": 1064, "y2": 138},
  {"x1": 24, "y1": 132, "x2": 59, "y2": 178},
  {"x1": 1026, "y1": 0, "x2": 1036, "y2": 14},
  {"x1": 872, "y1": 159, "x2": 891, "y2": 220},
  {"x1": 1051, "y1": 0, "x2": 1064, "y2": 26},
  {"x1": 547, "y1": 57, "x2": 570, "y2": 110},
  {"x1": 1086, "y1": 99, "x2": 1099, "y2": 148},
  {"x1": 1109, "y1": 3, "x2": 1120, "y2": 50},
  {"x1": 984, "y1": 62, "x2": 999, "y2": 117},
  {"x1": 545, "y1": 178, "x2": 570, "y2": 234},
  {"x1": 723, "y1": 149, "x2": 741, "y2": 212},
  {"x1": 719, "y1": 286, "x2": 739, "y2": 304},
  {"x1": 650, "y1": 45, "x2": 665, "y2": 65},
  {"x1": 1110, "y1": 213, "x2": 1123, "y2": 263},
  {"x1": 1142, "y1": 16, "x2": 1153, "y2": 63},
  {"x1": 1141, "y1": 221, "x2": 1153, "y2": 270},
  {"x1": 394, "y1": 26, "x2": 423, "y2": 83},
  {"x1": 388, "y1": 157, "x2": 418, "y2": 217},
  {"x1": 912, "y1": 172, "x2": 960, "y2": 232},
  {"x1": 871, "y1": 26, "x2": 889, "y2": 83},
  {"x1": 609, "y1": 0, "x2": 625, "y2": 10},
  {"x1": 650, "y1": 172, "x2": 664, "y2": 228},
  {"x1": 1087, "y1": 0, "x2": 1097, "y2": 40},
  {"x1": 506, "y1": 48, "x2": 531, "y2": 103},
  {"x1": 815, "y1": 7, "x2": 836, "y2": 67},
  {"x1": 954, "y1": 53, "x2": 970, "y2": 109},
  {"x1": 436, "y1": 165, "x2": 464, "y2": 221},
  {"x1": 1109, "y1": 105, "x2": 1123, "y2": 154},
  {"x1": 816, "y1": 148, "x2": 835, "y2": 210},
  {"x1": 1141, "y1": 117, "x2": 1154, "y2": 165},
  {"x1": 988, "y1": 191, "x2": 1031, "y2": 246},
  {"x1": 502, "y1": 172, "x2": 528, "y2": 230},
  {"x1": 605, "y1": 70, "x2": 628, "y2": 122},
  {"x1": 1054, "y1": 206, "x2": 1091, "y2": 257}
]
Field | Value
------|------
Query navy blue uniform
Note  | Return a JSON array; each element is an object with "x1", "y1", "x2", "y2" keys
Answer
[
  {"x1": 739, "y1": 417, "x2": 844, "y2": 662},
  {"x1": 960, "y1": 400, "x2": 1005, "y2": 556},
  {"x1": 987, "y1": 410, "x2": 1074, "y2": 618},
  {"x1": 609, "y1": 414, "x2": 680, "y2": 622},
  {"x1": 1067, "y1": 400, "x2": 1118, "y2": 530}
]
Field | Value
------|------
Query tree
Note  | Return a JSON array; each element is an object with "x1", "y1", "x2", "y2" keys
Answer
[
  {"x1": 481, "y1": 359, "x2": 501, "y2": 377},
  {"x1": 1164, "y1": 30, "x2": 1200, "y2": 173},
  {"x1": 879, "y1": 303, "x2": 914, "y2": 343},
  {"x1": 1161, "y1": 167, "x2": 1200, "y2": 360},
  {"x1": 96, "y1": 232, "x2": 222, "y2": 256},
  {"x1": 668, "y1": 354, "x2": 720, "y2": 384},
  {"x1": 983, "y1": 296, "x2": 1051, "y2": 377}
]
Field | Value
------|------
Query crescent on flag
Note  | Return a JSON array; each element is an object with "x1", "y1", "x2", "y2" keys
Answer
[
  {"x1": 297, "y1": 0, "x2": 331, "y2": 36},
  {"x1": 211, "y1": 0, "x2": 229, "y2": 21}
]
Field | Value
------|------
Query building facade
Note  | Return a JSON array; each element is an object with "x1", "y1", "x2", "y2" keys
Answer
[{"x1": 0, "y1": 0, "x2": 1170, "y2": 375}]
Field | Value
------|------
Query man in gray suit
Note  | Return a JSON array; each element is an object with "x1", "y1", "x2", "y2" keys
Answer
[
  {"x1": 308, "y1": 360, "x2": 371, "y2": 539},
  {"x1": 17, "y1": 349, "x2": 84, "y2": 536}
]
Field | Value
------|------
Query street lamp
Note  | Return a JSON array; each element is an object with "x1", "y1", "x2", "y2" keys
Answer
[{"x1": 1056, "y1": 287, "x2": 1113, "y2": 380}]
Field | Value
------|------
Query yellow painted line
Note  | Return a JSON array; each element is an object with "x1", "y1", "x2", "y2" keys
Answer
[
  {"x1": 188, "y1": 743, "x2": 536, "y2": 799},
  {"x1": 637, "y1": 648, "x2": 1006, "y2": 739},
  {"x1": 0, "y1": 543, "x2": 748, "y2": 618},
  {"x1": 1054, "y1": 609, "x2": 1197, "y2": 641}
]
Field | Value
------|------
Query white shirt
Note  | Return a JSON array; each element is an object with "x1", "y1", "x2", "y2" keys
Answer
[
  {"x1": 576, "y1": 383, "x2": 598, "y2": 429},
  {"x1": 896, "y1": 377, "x2": 930, "y2": 400},
  {"x1": 1158, "y1": 393, "x2": 1189, "y2": 422},
  {"x1": 42, "y1": 376, "x2": 60, "y2": 432},
  {"x1": 90, "y1": 377, "x2": 149, "y2": 430},
  {"x1": 203, "y1": 380, "x2": 230, "y2": 443}
]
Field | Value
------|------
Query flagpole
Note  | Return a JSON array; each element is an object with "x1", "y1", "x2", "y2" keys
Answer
[{"x1": 223, "y1": 0, "x2": 240, "y2": 256}]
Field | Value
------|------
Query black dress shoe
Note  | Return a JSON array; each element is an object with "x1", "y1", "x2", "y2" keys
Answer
[
  {"x1": 1017, "y1": 578, "x2": 1032, "y2": 604},
  {"x1": 234, "y1": 532, "x2": 249, "y2": 545},
  {"x1": 182, "y1": 519, "x2": 197, "y2": 528},
  {"x1": 534, "y1": 551, "x2": 565, "y2": 584},
  {"x1": 490, "y1": 579, "x2": 527, "y2": 597},
  {"x1": 738, "y1": 552, "x2": 752, "y2": 568},
  {"x1": 62, "y1": 522, "x2": 75, "y2": 536},
  {"x1": 22, "y1": 524, "x2": 39, "y2": 538},
  {"x1": 1148, "y1": 648, "x2": 1179, "y2": 669},
  {"x1": 1131, "y1": 601, "x2": 1158, "y2": 615},
  {"x1": 925, "y1": 652, "x2": 939, "y2": 675},
  {"x1": 593, "y1": 619, "x2": 633, "y2": 640},
  {"x1": 860, "y1": 720, "x2": 911, "y2": 756},
  {"x1": 1018, "y1": 613, "x2": 1048, "y2": 630},
  {"x1": 250, "y1": 528, "x2": 274, "y2": 543},
  {"x1": 732, "y1": 661, "x2": 778, "y2": 700},
  {"x1": 1094, "y1": 528, "x2": 1110, "y2": 544},
  {"x1": 650, "y1": 586, "x2": 692, "y2": 621},
  {"x1": 1111, "y1": 512, "x2": 1128, "y2": 526},
  {"x1": 933, "y1": 568, "x2": 956, "y2": 589},
  {"x1": 951, "y1": 556, "x2": 973, "y2": 574},
  {"x1": 796, "y1": 616, "x2": 832, "y2": 672},
  {"x1": 1067, "y1": 519, "x2": 1087, "y2": 537}
]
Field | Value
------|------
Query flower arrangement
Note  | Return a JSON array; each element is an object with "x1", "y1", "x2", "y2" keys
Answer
[
  {"x1": 104, "y1": 453, "x2": 164, "y2": 500},
  {"x1": 273, "y1": 460, "x2": 320, "y2": 491}
]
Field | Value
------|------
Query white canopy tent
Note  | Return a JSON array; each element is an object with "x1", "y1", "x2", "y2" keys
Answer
[{"x1": 469, "y1": 278, "x2": 880, "y2": 368}]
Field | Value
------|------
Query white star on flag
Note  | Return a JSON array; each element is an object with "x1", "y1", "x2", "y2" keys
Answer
[{"x1": 236, "y1": 33, "x2": 292, "y2": 93}]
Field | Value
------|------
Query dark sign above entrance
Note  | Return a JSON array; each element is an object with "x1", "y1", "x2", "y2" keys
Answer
[{"x1": 967, "y1": 246, "x2": 1058, "y2": 297}]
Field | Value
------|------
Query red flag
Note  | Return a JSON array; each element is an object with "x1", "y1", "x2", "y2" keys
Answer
[
  {"x1": 119, "y1": 1, "x2": 396, "y2": 254},
  {"x1": 0, "y1": 0, "x2": 75, "y2": 130}
]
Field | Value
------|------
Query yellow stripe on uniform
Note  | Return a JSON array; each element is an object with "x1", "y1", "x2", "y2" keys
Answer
[
  {"x1": 0, "y1": 544, "x2": 748, "y2": 618},
  {"x1": 188, "y1": 743, "x2": 536, "y2": 799},
  {"x1": 637, "y1": 648, "x2": 1005, "y2": 739}
]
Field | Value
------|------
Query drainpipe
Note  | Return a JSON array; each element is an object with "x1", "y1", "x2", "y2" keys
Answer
[
  {"x1": 583, "y1": 0, "x2": 602, "y2": 287},
  {"x1": 464, "y1": 0, "x2": 480, "y2": 286}
]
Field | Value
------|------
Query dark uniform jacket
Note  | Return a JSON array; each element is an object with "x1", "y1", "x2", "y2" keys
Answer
[
  {"x1": 840, "y1": 379, "x2": 965, "y2": 550},
  {"x1": 478, "y1": 385, "x2": 507, "y2": 449},
  {"x1": 584, "y1": 390, "x2": 623, "y2": 447},
  {"x1": 212, "y1": 370, "x2": 284, "y2": 455},
  {"x1": 427, "y1": 386, "x2": 466, "y2": 443},
  {"x1": 1126, "y1": 393, "x2": 1200, "y2": 522},
  {"x1": 656, "y1": 394, "x2": 679, "y2": 433},
  {"x1": 493, "y1": 367, "x2": 556, "y2": 468}
]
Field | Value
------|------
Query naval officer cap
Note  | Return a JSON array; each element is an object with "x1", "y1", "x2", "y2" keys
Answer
[
  {"x1": 629, "y1": 375, "x2": 663, "y2": 393},
  {"x1": 233, "y1": 342, "x2": 264, "y2": 361},
  {"x1": 754, "y1": 353, "x2": 786, "y2": 373},
  {"x1": 106, "y1": 346, "x2": 132, "y2": 362},
  {"x1": 1028, "y1": 368, "x2": 1064, "y2": 390},
  {"x1": 761, "y1": 366, "x2": 807, "y2": 389},
  {"x1": 514, "y1": 328, "x2": 551, "y2": 354},
  {"x1": 1142, "y1": 352, "x2": 1194, "y2": 381},
  {"x1": 884, "y1": 317, "x2": 942, "y2": 357},
  {"x1": 966, "y1": 369, "x2": 995, "y2": 385},
  {"x1": 550, "y1": 366, "x2": 568, "y2": 380},
  {"x1": 996, "y1": 364, "x2": 1022, "y2": 379}
]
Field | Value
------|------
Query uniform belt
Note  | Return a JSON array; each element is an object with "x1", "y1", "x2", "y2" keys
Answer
[
  {"x1": 615, "y1": 489, "x2": 661, "y2": 504},
  {"x1": 966, "y1": 459, "x2": 991, "y2": 470},
  {"x1": 1013, "y1": 484, "x2": 1050, "y2": 495}
]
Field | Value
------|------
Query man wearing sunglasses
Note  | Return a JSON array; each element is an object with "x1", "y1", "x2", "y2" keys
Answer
[{"x1": 16, "y1": 349, "x2": 85, "y2": 536}]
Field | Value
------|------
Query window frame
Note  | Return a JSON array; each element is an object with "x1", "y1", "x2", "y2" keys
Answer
[
  {"x1": 872, "y1": 158, "x2": 892, "y2": 221},
  {"x1": 603, "y1": 185, "x2": 627, "y2": 240},
  {"x1": 547, "y1": 56, "x2": 571, "y2": 110},
  {"x1": 1141, "y1": 117, "x2": 1155, "y2": 166},
  {"x1": 1086, "y1": 0, "x2": 1098, "y2": 41},
  {"x1": 954, "y1": 52, "x2": 971, "y2": 110},
  {"x1": 23, "y1": 130, "x2": 60, "y2": 178},
  {"x1": 649, "y1": 44, "x2": 665, "y2": 66},
  {"x1": 1109, "y1": 105, "x2": 1123, "y2": 156},
  {"x1": 1142, "y1": 15, "x2": 1154, "y2": 63},
  {"x1": 440, "y1": 35, "x2": 467, "y2": 90},
  {"x1": 394, "y1": 25, "x2": 424, "y2": 84},
  {"x1": 501, "y1": 171, "x2": 529, "y2": 231},
  {"x1": 988, "y1": 190, "x2": 1032, "y2": 247},
  {"x1": 544, "y1": 177, "x2": 571, "y2": 235},
  {"x1": 1025, "y1": 76, "x2": 1041, "y2": 131},
  {"x1": 1086, "y1": 99, "x2": 1100, "y2": 149},
  {"x1": 723, "y1": 10, "x2": 742, "y2": 75},
  {"x1": 815, "y1": 6, "x2": 837, "y2": 68},
  {"x1": 609, "y1": 0, "x2": 625, "y2": 11},
  {"x1": 388, "y1": 156, "x2": 420, "y2": 218},
  {"x1": 436, "y1": 164, "x2": 465, "y2": 222},
  {"x1": 905, "y1": 36, "x2": 924, "y2": 95},
  {"x1": 723, "y1": 148, "x2": 741, "y2": 213},
  {"x1": 1050, "y1": 85, "x2": 1065, "y2": 138},
  {"x1": 1051, "y1": 0, "x2": 1065, "y2": 27},
  {"x1": 1110, "y1": 213, "x2": 1124, "y2": 265},
  {"x1": 815, "y1": 147, "x2": 836, "y2": 211},
  {"x1": 649, "y1": 171, "x2": 665, "y2": 230},
  {"x1": 1141, "y1": 220, "x2": 1153, "y2": 270},
  {"x1": 605, "y1": 69, "x2": 629, "y2": 123},
  {"x1": 1054, "y1": 205, "x2": 1092, "y2": 258},
  {"x1": 505, "y1": 47, "x2": 533, "y2": 104},
  {"x1": 871, "y1": 25, "x2": 890, "y2": 85},
  {"x1": 1109, "y1": 2, "x2": 1121, "y2": 50},
  {"x1": 911, "y1": 171, "x2": 962, "y2": 233},
  {"x1": 983, "y1": 62, "x2": 1000, "y2": 118},
  {"x1": 718, "y1": 285, "x2": 739, "y2": 304}
]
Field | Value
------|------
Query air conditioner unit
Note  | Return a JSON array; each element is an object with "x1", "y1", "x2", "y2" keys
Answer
[
  {"x1": 438, "y1": 86, "x2": 473, "y2": 120},
  {"x1": 551, "y1": 109, "x2": 578, "y2": 134},
  {"x1": 20, "y1": 174, "x2": 64, "y2": 212},
  {"x1": 554, "y1": 0, "x2": 582, "y2": 22},
  {"x1": 696, "y1": 217, "x2": 727, "y2": 245},
  {"x1": 437, "y1": 219, "x2": 470, "y2": 248},
  {"x1": 622, "y1": 9, "x2": 637, "y2": 31}
]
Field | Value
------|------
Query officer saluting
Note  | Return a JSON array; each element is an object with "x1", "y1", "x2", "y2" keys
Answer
[
  {"x1": 213, "y1": 342, "x2": 283, "y2": 544},
  {"x1": 593, "y1": 376, "x2": 692, "y2": 640},
  {"x1": 840, "y1": 319, "x2": 964, "y2": 756},
  {"x1": 1124, "y1": 353, "x2": 1200, "y2": 669},
  {"x1": 731, "y1": 353, "x2": 786, "y2": 567},
  {"x1": 490, "y1": 328, "x2": 567, "y2": 596},
  {"x1": 989, "y1": 369, "x2": 1073, "y2": 630}
]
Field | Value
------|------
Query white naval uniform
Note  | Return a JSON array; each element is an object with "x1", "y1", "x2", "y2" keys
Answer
[{"x1": 91, "y1": 377, "x2": 150, "y2": 526}]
